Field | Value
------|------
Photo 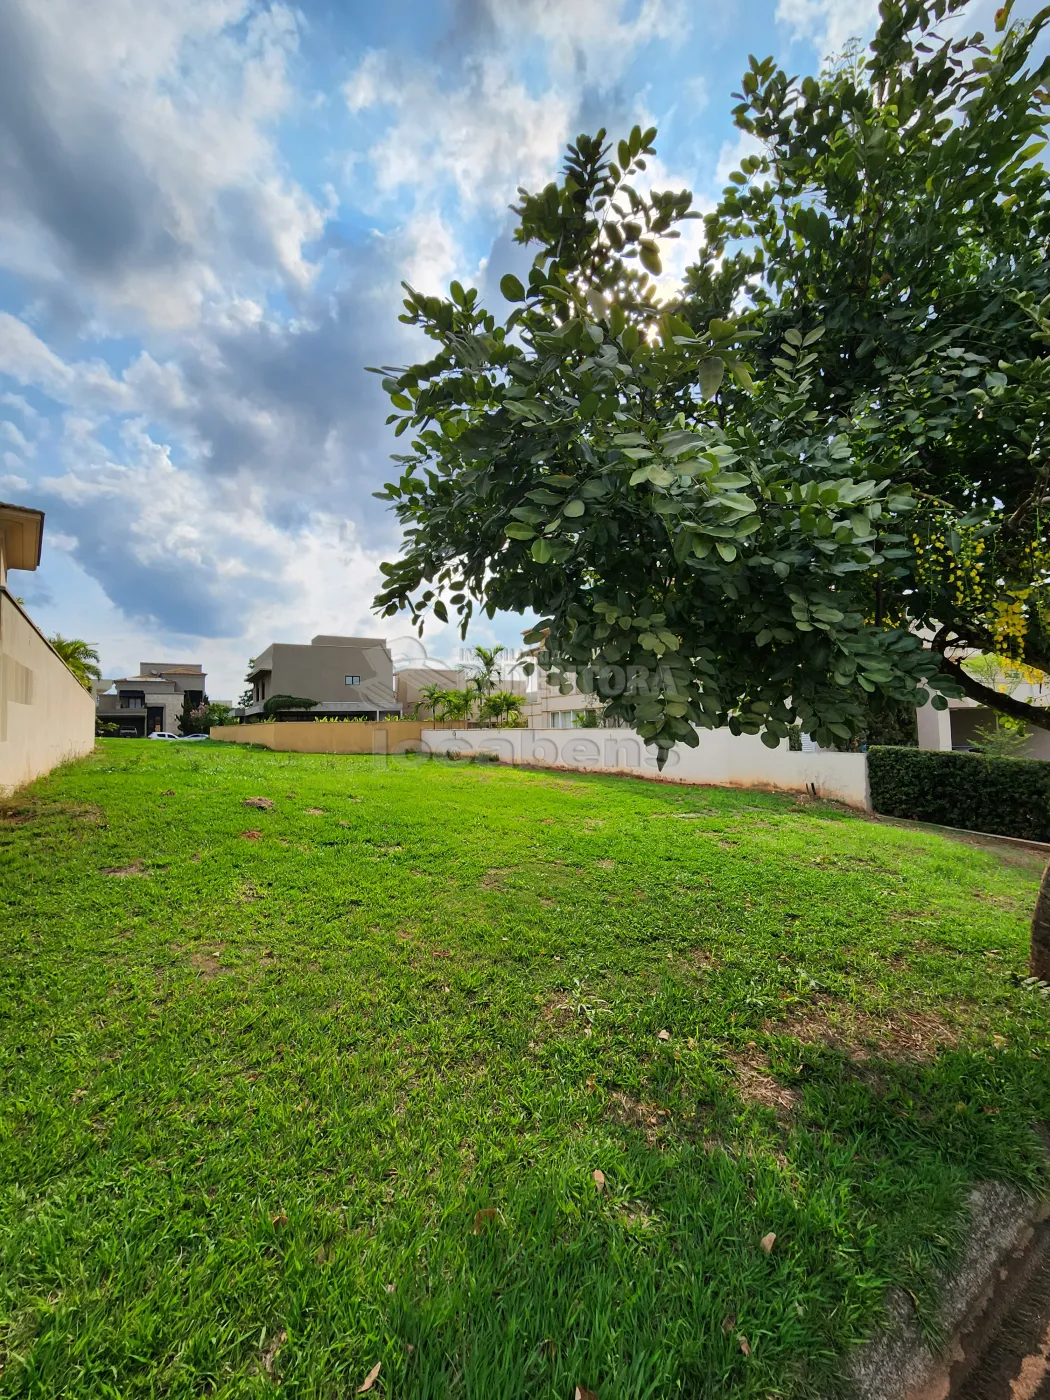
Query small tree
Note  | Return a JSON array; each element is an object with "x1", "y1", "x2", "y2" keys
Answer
[
  {"x1": 49, "y1": 636, "x2": 101, "y2": 691},
  {"x1": 467, "y1": 645, "x2": 506, "y2": 702},
  {"x1": 412, "y1": 681, "x2": 448, "y2": 719},
  {"x1": 178, "y1": 692, "x2": 213, "y2": 735},
  {"x1": 439, "y1": 689, "x2": 475, "y2": 725},
  {"x1": 480, "y1": 690, "x2": 525, "y2": 727}
]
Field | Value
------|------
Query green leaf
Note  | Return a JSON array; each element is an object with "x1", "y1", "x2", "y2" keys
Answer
[
  {"x1": 715, "y1": 541, "x2": 737, "y2": 562},
  {"x1": 639, "y1": 243, "x2": 662, "y2": 275},
  {"x1": 729, "y1": 360, "x2": 754, "y2": 392},
  {"x1": 500, "y1": 274, "x2": 526, "y2": 302},
  {"x1": 697, "y1": 357, "x2": 725, "y2": 401},
  {"x1": 563, "y1": 500, "x2": 585, "y2": 517},
  {"x1": 530, "y1": 538, "x2": 554, "y2": 564},
  {"x1": 505, "y1": 523, "x2": 536, "y2": 540},
  {"x1": 760, "y1": 730, "x2": 780, "y2": 748}
]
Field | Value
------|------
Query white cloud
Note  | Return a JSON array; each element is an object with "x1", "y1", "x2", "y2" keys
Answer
[
  {"x1": 345, "y1": 51, "x2": 573, "y2": 216},
  {"x1": 0, "y1": 0, "x2": 327, "y2": 330},
  {"x1": 776, "y1": 0, "x2": 880, "y2": 60}
]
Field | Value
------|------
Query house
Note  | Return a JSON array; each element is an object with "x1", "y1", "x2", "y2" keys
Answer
[
  {"x1": 95, "y1": 662, "x2": 206, "y2": 737},
  {"x1": 395, "y1": 666, "x2": 465, "y2": 716},
  {"x1": 0, "y1": 501, "x2": 95, "y2": 793},
  {"x1": 917, "y1": 686, "x2": 1050, "y2": 759},
  {"x1": 239, "y1": 635, "x2": 401, "y2": 722}
]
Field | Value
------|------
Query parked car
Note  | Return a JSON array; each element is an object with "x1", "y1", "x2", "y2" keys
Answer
[
  {"x1": 179, "y1": 733, "x2": 210, "y2": 742},
  {"x1": 147, "y1": 731, "x2": 181, "y2": 740}
]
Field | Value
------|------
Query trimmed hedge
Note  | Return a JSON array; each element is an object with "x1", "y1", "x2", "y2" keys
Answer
[{"x1": 868, "y1": 745, "x2": 1050, "y2": 842}]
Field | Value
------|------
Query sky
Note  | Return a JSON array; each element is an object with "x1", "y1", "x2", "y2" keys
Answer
[{"x1": 0, "y1": 0, "x2": 1009, "y2": 699}]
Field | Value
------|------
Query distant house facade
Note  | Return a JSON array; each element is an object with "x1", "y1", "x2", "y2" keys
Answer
[
  {"x1": 95, "y1": 663, "x2": 206, "y2": 737},
  {"x1": 0, "y1": 501, "x2": 95, "y2": 793},
  {"x1": 394, "y1": 666, "x2": 463, "y2": 717},
  {"x1": 239, "y1": 636, "x2": 401, "y2": 722}
]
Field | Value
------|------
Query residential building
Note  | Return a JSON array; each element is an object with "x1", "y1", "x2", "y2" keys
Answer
[
  {"x1": 239, "y1": 635, "x2": 401, "y2": 721},
  {"x1": 521, "y1": 670, "x2": 616, "y2": 729},
  {"x1": 917, "y1": 685, "x2": 1050, "y2": 759},
  {"x1": 395, "y1": 666, "x2": 463, "y2": 717},
  {"x1": 95, "y1": 662, "x2": 206, "y2": 737},
  {"x1": 0, "y1": 501, "x2": 95, "y2": 793}
]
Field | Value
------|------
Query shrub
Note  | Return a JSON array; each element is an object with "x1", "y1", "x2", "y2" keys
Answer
[
  {"x1": 262, "y1": 695, "x2": 318, "y2": 719},
  {"x1": 472, "y1": 751, "x2": 501, "y2": 764},
  {"x1": 868, "y1": 746, "x2": 1050, "y2": 842}
]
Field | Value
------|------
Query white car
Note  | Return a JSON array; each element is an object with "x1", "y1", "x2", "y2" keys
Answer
[
  {"x1": 147, "y1": 731, "x2": 181, "y2": 740},
  {"x1": 179, "y1": 732, "x2": 210, "y2": 741}
]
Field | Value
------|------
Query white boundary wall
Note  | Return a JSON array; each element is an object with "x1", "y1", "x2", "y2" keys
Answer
[{"x1": 416, "y1": 725, "x2": 870, "y2": 809}]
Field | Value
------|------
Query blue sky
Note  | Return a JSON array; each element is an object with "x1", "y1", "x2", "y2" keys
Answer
[{"x1": 0, "y1": 0, "x2": 1005, "y2": 698}]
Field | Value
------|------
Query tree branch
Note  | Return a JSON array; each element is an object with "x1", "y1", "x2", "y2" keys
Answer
[{"x1": 931, "y1": 641, "x2": 1050, "y2": 732}]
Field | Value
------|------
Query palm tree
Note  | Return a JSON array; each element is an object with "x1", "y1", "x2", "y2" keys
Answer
[
  {"x1": 480, "y1": 691, "x2": 525, "y2": 728},
  {"x1": 440, "y1": 688, "x2": 475, "y2": 725},
  {"x1": 412, "y1": 682, "x2": 448, "y2": 719},
  {"x1": 467, "y1": 645, "x2": 505, "y2": 700},
  {"x1": 49, "y1": 635, "x2": 102, "y2": 692}
]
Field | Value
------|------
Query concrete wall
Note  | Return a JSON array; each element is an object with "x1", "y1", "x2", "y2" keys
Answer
[
  {"x1": 0, "y1": 589, "x2": 96, "y2": 795},
  {"x1": 210, "y1": 719, "x2": 437, "y2": 754},
  {"x1": 420, "y1": 726, "x2": 870, "y2": 807},
  {"x1": 210, "y1": 718, "x2": 869, "y2": 805}
]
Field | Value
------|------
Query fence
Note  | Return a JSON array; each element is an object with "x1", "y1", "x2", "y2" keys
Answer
[
  {"x1": 209, "y1": 719, "x2": 438, "y2": 755},
  {"x1": 419, "y1": 726, "x2": 871, "y2": 808},
  {"x1": 210, "y1": 718, "x2": 870, "y2": 808}
]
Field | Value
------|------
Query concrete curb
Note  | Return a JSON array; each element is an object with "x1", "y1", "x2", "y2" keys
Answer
[{"x1": 844, "y1": 1183, "x2": 1050, "y2": 1399}]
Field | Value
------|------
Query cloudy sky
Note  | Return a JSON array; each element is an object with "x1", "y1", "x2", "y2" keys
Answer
[{"x1": 0, "y1": 0, "x2": 966, "y2": 697}]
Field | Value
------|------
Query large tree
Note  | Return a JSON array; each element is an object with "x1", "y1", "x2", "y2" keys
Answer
[
  {"x1": 373, "y1": 0, "x2": 1049, "y2": 766},
  {"x1": 689, "y1": 0, "x2": 1050, "y2": 726}
]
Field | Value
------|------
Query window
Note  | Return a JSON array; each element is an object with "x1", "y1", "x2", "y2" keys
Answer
[
  {"x1": 549, "y1": 710, "x2": 579, "y2": 729},
  {"x1": 345, "y1": 675, "x2": 360, "y2": 685}
]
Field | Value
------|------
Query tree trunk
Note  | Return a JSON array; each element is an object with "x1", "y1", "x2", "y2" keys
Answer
[{"x1": 1031, "y1": 860, "x2": 1050, "y2": 981}]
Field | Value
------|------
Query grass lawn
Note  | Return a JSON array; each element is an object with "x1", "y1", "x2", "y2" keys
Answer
[{"x1": 1, "y1": 740, "x2": 1048, "y2": 1399}]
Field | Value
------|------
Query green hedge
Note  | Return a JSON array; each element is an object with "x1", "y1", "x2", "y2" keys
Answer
[{"x1": 868, "y1": 746, "x2": 1050, "y2": 842}]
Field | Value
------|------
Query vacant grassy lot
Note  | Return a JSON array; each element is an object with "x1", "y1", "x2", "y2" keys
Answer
[{"x1": 1, "y1": 740, "x2": 1048, "y2": 1399}]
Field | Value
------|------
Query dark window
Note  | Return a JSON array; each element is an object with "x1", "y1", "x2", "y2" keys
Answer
[
  {"x1": 345, "y1": 675, "x2": 360, "y2": 685},
  {"x1": 119, "y1": 691, "x2": 145, "y2": 710}
]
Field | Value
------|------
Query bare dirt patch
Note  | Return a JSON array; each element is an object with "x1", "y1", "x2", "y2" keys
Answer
[
  {"x1": 241, "y1": 830, "x2": 263, "y2": 841},
  {"x1": 243, "y1": 797, "x2": 275, "y2": 811},
  {"x1": 606, "y1": 1090, "x2": 671, "y2": 1146},
  {"x1": 730, "y1": 1050, "x2": 800, "y2": 1116},
  {"x1": 101, "y1": 861, "x2": 151, "y2": 878},
  {"x1": 595, "y1": 859, "x2": 616, "y2": 870},
  {"x1": 480, "y1": 867, "x2": 514, "y2": 890},
  {"x1": 772, "y1": 1002, "x2": 961, "y2": 1062},
  {"x1": 304, "y1": 808, "x2": 326, "y2": 816},
  {"x1": 189, "y1": 949, "x2": 226, "y2": 978}
]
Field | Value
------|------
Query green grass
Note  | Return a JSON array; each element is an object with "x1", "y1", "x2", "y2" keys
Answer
[{"x1": 1, "y1": 740, "x2": 1048, "y2": 1399}]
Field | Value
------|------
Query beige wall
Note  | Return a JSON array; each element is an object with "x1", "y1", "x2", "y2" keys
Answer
[
  {"x1": 0, "y1": 589, "x2": 96, "y2": 795},
  {"x1": 210, "y1": 719, "x2": 436, "y2": 754}
]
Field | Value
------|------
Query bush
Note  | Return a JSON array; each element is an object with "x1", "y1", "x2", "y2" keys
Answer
[
  {"x1": 262, "y1": 694, "x2": 318, "y2": 719},
  {"x1": 868, "y1": 746, "x2": 1050, "y2": 841}
]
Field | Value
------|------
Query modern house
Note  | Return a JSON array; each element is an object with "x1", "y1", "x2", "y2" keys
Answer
[
  {"x1": 239, "y1": 635, "x2": 401, "y2": 721},
  {"x1": 95, "y1": 662, "x2": 206, "y2": 737},
  {"x1": 0, "y1": 501, "x2": 95, "y2": 793},
  {"x1": 917, "y1": 685, "x2": 1050, "y2": 758},
  {"x1": 395, "y1": 666, "x2": 464, "y2": 716}
]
